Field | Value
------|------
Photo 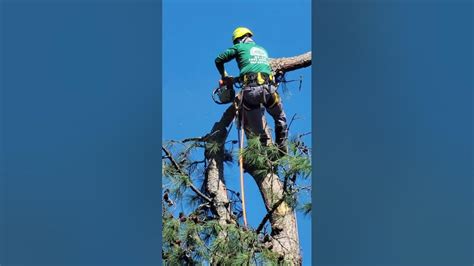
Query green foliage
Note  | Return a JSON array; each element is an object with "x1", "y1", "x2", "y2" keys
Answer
[
  {"x1": 162, "y1": 130, "x2": 311, "y2": 264},
  {"x1": 162, "y1": 217, "x2": 179, "y2": 244},
  {"x1": 205, "y1": 141, "x2": 221, "y2": 156},
  {"x1": 300, "y1": 203, "x2": 312, "y2": 216},
  {"x1": 242, "y1": 137, "x2": 269, "y2": 168},
  {"x1": 162, "y1": 206, "x2": 280, "y2": 265},
  {"x1": 259, "y1": 248, "x2": 280, "y2": 265},
  {"x1": 278, "y1": 153, "x2": 311, "y2": 179}
]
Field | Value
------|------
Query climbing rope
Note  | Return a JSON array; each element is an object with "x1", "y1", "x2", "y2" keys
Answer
[
  {"x1": 235, "y1": 90, "x2": 248, "y2": 228},
  {"x1": 238, "y1": 112, "x2": 248, "y2": 227}
]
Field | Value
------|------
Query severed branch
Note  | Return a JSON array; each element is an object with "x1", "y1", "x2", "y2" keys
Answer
[{"x1": 269, "y1": 51, "x2": 312, "y2": 74}]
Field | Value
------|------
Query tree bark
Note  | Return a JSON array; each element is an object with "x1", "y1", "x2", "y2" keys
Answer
[
  {"x1": 269, "y1": 52, "x2": 312, "y2": 75},
  {"x1": 204, "y1": 104, "x2": 236, "y2": 225},
  {"x1": 249, "y1": 170, "x2": 301, "y2": 265},
  {"x1": 203, "y1": 51, "x2": 311, "y2": 265}
]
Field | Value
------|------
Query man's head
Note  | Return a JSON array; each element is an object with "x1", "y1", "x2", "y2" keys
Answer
[{"x1": 232, "y1": 27, "x2": 253, "y2": 44}]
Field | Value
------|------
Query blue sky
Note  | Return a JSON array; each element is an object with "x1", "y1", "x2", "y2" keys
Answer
[{"x1": 163, "y1": 0, "x2": 312, "y2": 264}]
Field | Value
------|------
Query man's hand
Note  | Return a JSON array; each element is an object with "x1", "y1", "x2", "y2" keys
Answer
[
  {"x1": 221, "y1": 70, "x2": 229, "y2": 79},
  {"x1": 219, "y1": 76, "x2": 233, "y2": 87}
]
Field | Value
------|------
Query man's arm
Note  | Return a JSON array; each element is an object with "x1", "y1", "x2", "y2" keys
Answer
[{"x1": 215, "y1": 46, "x2": 237, "y2": 78}]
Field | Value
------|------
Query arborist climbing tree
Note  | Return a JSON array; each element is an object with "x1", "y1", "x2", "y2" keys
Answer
[
  {"x1": 215, "y1": 27, "x2": 289, "y2": 155},
  {"x1": 214, "y1": 27, "x2": 290, "y2": 228},
  {"x1": 162, "y1": 27, "x2": 311, "y2": 265}
]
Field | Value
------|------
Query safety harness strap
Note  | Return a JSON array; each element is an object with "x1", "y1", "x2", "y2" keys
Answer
[
  {"x1": 267, "y1": 91, "x2": 280, "y2": 109},
  {"x1": 241, "y1": 72, "x2": 274, "y2": 86}
]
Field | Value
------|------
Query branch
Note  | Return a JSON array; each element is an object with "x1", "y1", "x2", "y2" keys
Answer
[
  {"x1": 182, "y1": 131, "x2": 219, "y2": 143},
  {"x1": 269, "y1": 51, "x2": 312, "y2": 74},
  {"x1": 162, "y1": 146, "x2": 212, "y2": 203},
  {"x1": 255, "y1": 196, "x2": 286, "y2": 234},
  {"x1": 287, "y1": 113, "x2": 299, "y2": 132},
  {"x1": 182, "y1": 137, "x2": 206, "y2": 143}
]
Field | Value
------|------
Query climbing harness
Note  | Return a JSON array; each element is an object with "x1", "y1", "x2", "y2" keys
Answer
[{"x1": 241, "y1": 72, "x2": 274, "y2": 86}]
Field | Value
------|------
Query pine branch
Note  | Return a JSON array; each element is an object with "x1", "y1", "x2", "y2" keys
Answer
[
  {"x1": 162, "y1": 146, "x2": 212, "y2": 203},
  {"x1": 287, "y1": 113, "x2": 299, "y2": 132}
]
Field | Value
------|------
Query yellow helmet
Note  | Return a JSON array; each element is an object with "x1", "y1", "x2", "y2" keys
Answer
[{"x1": 232, "y1": 27, "x2": 253, "y2": 42}]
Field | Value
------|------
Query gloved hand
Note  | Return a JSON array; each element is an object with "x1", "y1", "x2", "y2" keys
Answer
[{"x1": 219, "y1": 76, "x2": 233, "y2": 87}]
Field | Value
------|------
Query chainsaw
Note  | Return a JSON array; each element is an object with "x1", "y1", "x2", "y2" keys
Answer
[{"x1": 212, "y1": 76, "x2": 240, "y2": 105}]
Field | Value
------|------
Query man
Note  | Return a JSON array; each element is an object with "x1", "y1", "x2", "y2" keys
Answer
[{"x1": 215, "y1": 27, "x2": 288, "y2": 155}]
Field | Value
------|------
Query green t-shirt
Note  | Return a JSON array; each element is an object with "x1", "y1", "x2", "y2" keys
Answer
[{"x1": 215, "y1": 42, "x2": 272, "y2": 77}]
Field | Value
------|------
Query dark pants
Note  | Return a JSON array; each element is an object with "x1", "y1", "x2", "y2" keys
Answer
[{"x1": 239, "y1": 84, "x2": 288, "y2": 152}]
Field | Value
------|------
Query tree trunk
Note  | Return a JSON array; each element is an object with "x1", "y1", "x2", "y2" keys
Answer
[
  {"x1": 204, "y1": 104, "x2": 236, "y2": 225},
  {"x1": 249, "y1": 170, "x2": 301, "y2": 265}
]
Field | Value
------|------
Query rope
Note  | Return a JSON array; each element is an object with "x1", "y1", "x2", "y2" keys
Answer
[
  {"x1": 239, "y1": 116, "x2": 248, "y2": 227},
  {"x1": 236, "y1": 90, "x2": 248, "y2": 228},
  {"x1": 234, "y1": 90, "x2": 247, "y2": 227}
]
